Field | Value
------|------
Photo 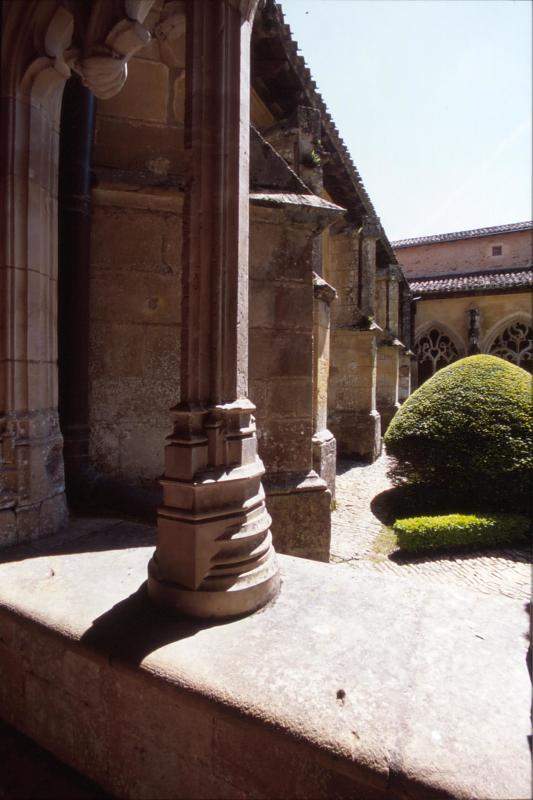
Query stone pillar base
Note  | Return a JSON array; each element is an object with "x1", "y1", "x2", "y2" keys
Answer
[
  {"x1": 0, "y1": 494, "x2": 68, "y2": 549},
  {"x1": 264, "y1": 472, "x2": 331, "y2": 562},
  {"x1": 148, "y1": 546, "x2": 280, "y2": 619},
  {"x1": 312, "y1": 430, "x2": 336, "y2": 499},
  {"x1": 148, "y1": 402, "x2": 281, "y2": 620},
  {"x1": 329, "y1": 410, "x2": 381, "y2": 462}
]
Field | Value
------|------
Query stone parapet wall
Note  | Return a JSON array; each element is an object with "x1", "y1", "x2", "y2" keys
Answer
[{"x1": 1, "y1": 521, "x2": 527, "y2": 800}]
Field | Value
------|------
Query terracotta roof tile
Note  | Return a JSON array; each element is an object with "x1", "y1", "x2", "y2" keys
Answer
[
  {"x1": 393, "y1": 221, "x2": 533, "y2": 248},
  {"x1": 409, "y1": 267, "x2": 533, "y2": 295}
]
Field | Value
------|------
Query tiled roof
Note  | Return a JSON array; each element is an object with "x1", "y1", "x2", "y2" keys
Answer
[
  {"x1": 263, "y1": 2, "x2": 398, "y2": 264},
  {"x1": 392, "y1": 221, "x2": 533, "y2": 248},
  {"x1": 409, "y1": 267, "x2": 533, "y2": 296}
]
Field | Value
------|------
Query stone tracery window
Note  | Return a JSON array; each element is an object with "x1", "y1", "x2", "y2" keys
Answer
[
  {"x1": 416, "y1": 328, "x2": 460, "y2": 384},
  {"x1": 489, "y1": 321, "x2": 533, "y2": 372}
]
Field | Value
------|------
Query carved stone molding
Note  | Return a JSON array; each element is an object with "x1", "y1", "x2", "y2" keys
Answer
[{"x1": 75, "y1": 0, "x2": 156, "y2": 99}]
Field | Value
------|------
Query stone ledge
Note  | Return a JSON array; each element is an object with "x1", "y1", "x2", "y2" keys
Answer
[{"x1": 0, "y1": 518, "x2": 529, "y2": 800}]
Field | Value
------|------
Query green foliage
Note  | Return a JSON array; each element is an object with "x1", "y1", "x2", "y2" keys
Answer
[
  {"x1": 384, "y1": 355, "x2": 533, "y2": 504},
  {"x1": 393, "y1": 513, "x2": 530, "y2": 553}
]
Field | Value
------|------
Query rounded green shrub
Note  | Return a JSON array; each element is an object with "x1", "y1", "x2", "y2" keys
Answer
[
  {"x1": 393, "y1": 513, "x2": 530, "y2": 553},
  {"x1": 384, "y1": 355, "x2": 533, "y2": 504}
]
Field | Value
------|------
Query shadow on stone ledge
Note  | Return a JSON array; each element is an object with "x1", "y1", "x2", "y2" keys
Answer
[
  {"x1": 80, "y1": 582, "x2": 251, "y2": 667},
  {"x1": 0, "y1": 518, "x2": 156, "y2": 566}
]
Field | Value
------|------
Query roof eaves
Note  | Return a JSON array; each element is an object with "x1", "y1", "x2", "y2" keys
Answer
[
  {"x1": 268, "y1": 2, "x2": 399, "y2": 265},
  {"x1": 392, "y1": 221, "x2": 533, "y2": 249}
]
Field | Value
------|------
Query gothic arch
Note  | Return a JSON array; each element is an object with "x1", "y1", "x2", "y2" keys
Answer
[
  {"x1": 484, "y1": 315, "x2": 533, "y2": 372},
  {"x1": 0, "y1": 0, "x2": 159, "y2": 539},
  {"x1": 414, "y1": 321, "x2": 464, "y2": 385}
]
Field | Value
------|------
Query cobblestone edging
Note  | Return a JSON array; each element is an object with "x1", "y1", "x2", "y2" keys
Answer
[{"x1": 330, "y1": 452, "x2": 531, "y2": 601}]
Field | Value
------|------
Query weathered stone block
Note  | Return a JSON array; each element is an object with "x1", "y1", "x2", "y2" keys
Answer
[
  {"x1": 250, "y1": 330, "x2": 312, "y2": 379},
  {"x1": 266, "y1": 481, "x2": 331, "y2": 562},
  {"x1": 93, "y1": 116, "x2": 184, "y2": 178},
  {"x1": 313, "y1": 433, "x2": 336, "y2": 498},
  {"x1": 90, "y1": 271, "x2": 179, "y2": 326},
  {"x1": 91, "y1": 206, "x2": 181, "y2": 276},
  {"x1": 256, "y1": 417, "x2": 313, "y2": 474},
  {"x1": 97, "y1": 59, "x2": 169, "y2": 124},
  {"x1": 329, "y1": 409, "x2": 381, "y2": 461}
]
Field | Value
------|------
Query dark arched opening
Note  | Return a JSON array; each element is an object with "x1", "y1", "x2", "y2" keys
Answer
[{"x1": 58, "y1": 77, "x2": 95, "y2": 509}]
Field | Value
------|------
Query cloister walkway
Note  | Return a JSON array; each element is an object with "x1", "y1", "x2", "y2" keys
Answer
[{"x1": 330, "y1": 452, "x2": 531, "y2": 601}]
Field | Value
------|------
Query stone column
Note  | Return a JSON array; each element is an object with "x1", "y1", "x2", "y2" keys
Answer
[
  {"x1": 329, "y1": 327, "x2": 382, "y2": 461},
  {"x1": 359, "y1": 216, "x2": 380, "y2": 324},
  {"x1": 410, "y1": 297, "x2": 419, "y2": 389},
  {"x1": 312, "y1": 274, "x2": 337, "y2": 498},
  {"x1": 249, "y1": 193, "x2": 343, "y2": 563},
  {"x1": 328, "y1": 221, "x2": 382, "y2": 462},
  {"x1": 376, "y1": 266, "x2": 402, "y2": 430},
  {"x1": 147, "y1": 0, "x2": 280, "y2": 618},
  {"x1": 398, "y1": 280, "x2": 413, "y2": 403}
]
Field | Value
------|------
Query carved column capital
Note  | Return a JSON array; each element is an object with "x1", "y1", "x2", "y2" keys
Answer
[
  {"x1": 74, "y1": 0, "x2": 156, "y2": 99},
  {"x1": 313, "y1": 273, "x2": 337, "y2": 305},
  {"x1": 362, "y1": 214, "x2": 381, "y2": 241}
]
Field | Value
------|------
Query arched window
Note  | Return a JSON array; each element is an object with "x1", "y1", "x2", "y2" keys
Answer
[
  {"x1": 489, "y1": 321, "x2": 532, "y2": 373},
  {"x1": 415, "y1": 328, "x2": 460, "y2": 385}
]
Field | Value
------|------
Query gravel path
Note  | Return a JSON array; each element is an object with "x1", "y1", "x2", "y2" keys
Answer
[{"x1": 330, "y1": 451, "x2": 531, "y2": 601}]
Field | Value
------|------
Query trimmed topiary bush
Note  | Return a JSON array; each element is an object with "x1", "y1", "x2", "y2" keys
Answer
[
  {"x1": 384, "y1": 355, "x2": 533, "y2": 505},
  {"x1": 393, "y1": 513, "x2": 530, "y2": 553}
]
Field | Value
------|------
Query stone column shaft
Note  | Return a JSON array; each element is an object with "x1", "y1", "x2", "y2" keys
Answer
[
  {"x1": 148, "y1": 0, "x2": 280, "y2": 618},
  {"x1": 359, "y1": 216, "x2": 380, "y2": 322},
  {"x1": 312, "y1": 274, "x2": 337, "y2": 499}
]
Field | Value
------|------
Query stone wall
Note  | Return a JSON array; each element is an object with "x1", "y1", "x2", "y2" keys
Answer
[
  {"x1": 89, "y1": 190, "x2": 181, "y2": 492},
  {"x1": 397, "y1": 228, "x2": 532, "y2": 278},
  {"x1": 87, "y1": 47, "x2": 184, "y2": 506},
  {"x1": 324, "y1": 226, "x2": 359, "y2": 328},
  {"x1": 415, "y1": 291, "x2": 532, "y2": 355}
]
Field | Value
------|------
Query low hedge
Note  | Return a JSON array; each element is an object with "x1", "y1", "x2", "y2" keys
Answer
[{"x1": 393, "y1": 513, "x2": 530, "y2": 553}]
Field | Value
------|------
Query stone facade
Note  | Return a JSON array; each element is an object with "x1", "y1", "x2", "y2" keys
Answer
[
  {"x1": 397, "y1": 223, "x2": 532, "y2": 278},
  {"x1": 393, "y1": 223, "x2": 533, "y2": 384},
  {"x1": 1, "y1": 0, "x2": 411, "y2": 565}
]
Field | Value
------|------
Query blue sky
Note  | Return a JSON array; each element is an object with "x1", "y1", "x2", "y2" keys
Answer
[{"x1": 281, "y1": 0, "x2": 532, "y2": 241}]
